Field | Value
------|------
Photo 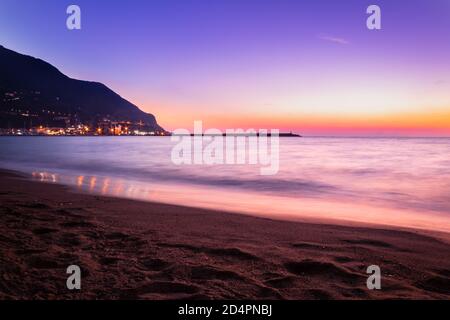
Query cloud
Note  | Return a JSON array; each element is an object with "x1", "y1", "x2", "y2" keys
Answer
[{"x1": 318, "y1": 35, "x2": 349, "y2": 45}]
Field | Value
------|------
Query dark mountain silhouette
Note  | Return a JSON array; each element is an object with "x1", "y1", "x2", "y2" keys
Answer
[{"x1": 0, "y1": 45, "x2": 163, "y2": 131}]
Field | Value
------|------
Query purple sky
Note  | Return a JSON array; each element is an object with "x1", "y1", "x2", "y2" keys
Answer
[{"x1": 1, "y1": 0, "x2": 449, "y2": 135}]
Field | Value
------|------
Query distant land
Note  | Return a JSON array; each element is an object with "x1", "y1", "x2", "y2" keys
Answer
[
  {"x1": 173, "y1": 132, "x2": 301, "y2": 137},
  {"x1": 0, "y1": 45, "x2": 165, "y2": 135}
]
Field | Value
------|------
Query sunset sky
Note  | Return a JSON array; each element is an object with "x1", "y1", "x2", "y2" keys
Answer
[{"x1": 1, "y1": 0, "x2": 449, "y2": 136}]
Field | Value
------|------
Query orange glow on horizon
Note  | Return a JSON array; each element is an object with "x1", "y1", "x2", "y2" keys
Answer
[{"x1": 145, "y1": 106, "x2": 450, "y2": 136}]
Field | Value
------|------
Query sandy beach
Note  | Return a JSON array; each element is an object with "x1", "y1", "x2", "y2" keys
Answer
[{"x1": 0, "y1": 169, "x2": 449, "y2": 300}]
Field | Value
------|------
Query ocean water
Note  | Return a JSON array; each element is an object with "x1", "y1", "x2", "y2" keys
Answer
[{"x1": 1, "y1": 136, "x2": 449, "y2": 232}]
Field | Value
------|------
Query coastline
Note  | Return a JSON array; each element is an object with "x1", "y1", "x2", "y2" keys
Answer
[{"x1": 1, "y1": 169, "x2": 449, "y2": 299}]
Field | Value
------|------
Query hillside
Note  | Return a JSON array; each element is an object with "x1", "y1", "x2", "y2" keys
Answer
[{"x1": 0, "y1": 45, "x2": 163, "y2": 132}]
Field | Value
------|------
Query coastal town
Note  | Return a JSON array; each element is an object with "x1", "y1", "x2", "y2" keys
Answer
[
  {"x1": 0, "y1": 121, "x2": 169, "y2": 136},
  {"x1": 0, "y1": 106, "x2": 169, "y2": 136}
]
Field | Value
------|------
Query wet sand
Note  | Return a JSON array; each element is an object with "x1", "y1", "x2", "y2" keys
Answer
[{"x1": 0, "y1": 169, "x2": 449, "y2": 299}]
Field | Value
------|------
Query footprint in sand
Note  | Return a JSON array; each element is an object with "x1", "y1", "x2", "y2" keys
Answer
[
  {"x1": 138, "y1": 257, "x2": 171, "y2": 271},
  {"x1": 342, "y1": 239, "x2": 395, "y2": 248},
  {"x1": 32, "y1": 227, "x2": 58, "y2": 235},
  {"x1": 415, "y1": 274, "x2": 450, "y2": 295},
  {"x1": 264, "y1": 275, "x2": 298, "y2": 289},
  {"x1": 284, "y1": 259, "x2": 362, "y2": 284}
]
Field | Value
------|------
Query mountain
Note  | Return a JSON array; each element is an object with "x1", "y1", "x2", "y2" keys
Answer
[{"x1": 0, "y1": 45, "x2": 164, "y2": 131}]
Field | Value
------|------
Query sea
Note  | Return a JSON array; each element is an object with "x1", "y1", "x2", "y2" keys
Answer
[{"x1": 1, "y1": 136, "x2": 449, "y2": 232}]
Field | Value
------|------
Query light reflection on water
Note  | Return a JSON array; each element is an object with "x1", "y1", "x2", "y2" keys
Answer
[{"x1": 1, "y1": 136, "x2": 450, "y2": 233}]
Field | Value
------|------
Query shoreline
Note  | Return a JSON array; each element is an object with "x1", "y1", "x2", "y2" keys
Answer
[
  {"x1": 1, "y1": 169, "x2": 449, "y2": 299},
  {"x1": 24, "y1": 168, "x2": 450, "y2": 238}
]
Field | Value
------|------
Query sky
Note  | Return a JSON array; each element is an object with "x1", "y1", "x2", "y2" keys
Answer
[{"x1": 1, "y1": 0, "x2": 450, "y2": 136}]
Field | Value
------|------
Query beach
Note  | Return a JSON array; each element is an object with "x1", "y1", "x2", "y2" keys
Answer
[{"x1": 1, "y1": 169, "x2": 449, "y2": 300}]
